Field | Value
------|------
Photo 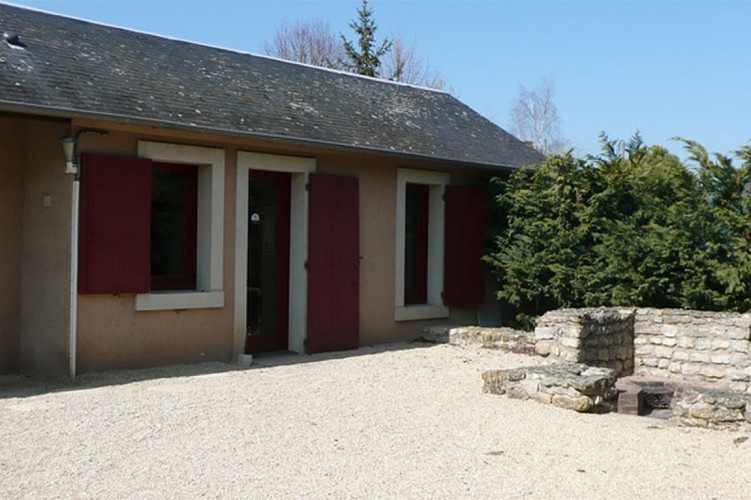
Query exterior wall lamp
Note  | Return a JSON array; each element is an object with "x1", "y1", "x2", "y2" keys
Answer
[
  {"x1": 60, "y1": 129, "x2": 108, "y2": 176},
  {"x1": 60, "y1": 136, "x2": 77, "y2": 174}
]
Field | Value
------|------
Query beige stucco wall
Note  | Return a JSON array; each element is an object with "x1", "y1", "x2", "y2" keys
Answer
[
  {"x1": 19, "y1": 119, "x2": 73, "y2": 376},
  {"x1": 314, "y1": 156, "x2": 480, "y2": 345},
  {"x1": 74, "y1": 130, "x2": 236, "y2": 372},
  {"x1": 0, "y1": 117, "x2": 24, "y2": 373},
  {"x1": 69, "y1": 120, "x2": 489, "y2": 372}
]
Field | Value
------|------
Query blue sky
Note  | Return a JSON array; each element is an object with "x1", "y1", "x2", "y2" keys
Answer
[{"x1": 7, "y1": 0, "x2": 751, "y2": 159}]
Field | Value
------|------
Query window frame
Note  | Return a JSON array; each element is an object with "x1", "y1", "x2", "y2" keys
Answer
[
  {"x1": 394, "y1": 168, "x2": 449, "y2": 321},
  {"x1": 134, "y1": 141, "x2": 225, "y2": 311}
]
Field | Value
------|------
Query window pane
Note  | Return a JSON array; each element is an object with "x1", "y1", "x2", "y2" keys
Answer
[
  {"x1": 405, "y1": 183, "x2": 428, "y2": 304},
  {"x1": 151, "y1": 164, "x2": 197, "y2": 290}
]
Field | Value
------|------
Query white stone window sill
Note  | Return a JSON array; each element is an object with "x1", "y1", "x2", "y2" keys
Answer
[
  {"x1": 395, "y1": 304, "x2": 449, "y2": 322},
  {"x1": 135, "y1": 291, "x2": 225, "y2": 311}
]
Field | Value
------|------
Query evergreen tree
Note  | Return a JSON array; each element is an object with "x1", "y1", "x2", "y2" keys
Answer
[
  {"x1": 340, "y1": 0, "x2": 392, "y2": 77},
  {"x1": 486, "y1": 134, "x2": 751, "y2": 327}
]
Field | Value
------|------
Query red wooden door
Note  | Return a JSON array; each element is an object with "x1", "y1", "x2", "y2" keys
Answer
[
  {"x1": 444, "y1": 185, "x2": 487, "y2": 305},
  {"x1": 307, "y1": 174, "x2": 360, "y2": 353}
]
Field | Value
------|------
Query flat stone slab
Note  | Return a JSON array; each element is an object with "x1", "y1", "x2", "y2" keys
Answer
[{"x1": 482, "y1": 363, "x2": 617, "y2": 413}]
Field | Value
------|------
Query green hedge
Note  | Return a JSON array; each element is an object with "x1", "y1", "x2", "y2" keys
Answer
[{"x1": 486, "y1": 134, "x2": 751, "y2": 326}]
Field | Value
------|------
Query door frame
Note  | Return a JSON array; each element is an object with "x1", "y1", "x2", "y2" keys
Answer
[{"x1": 234, "y1": 152, "x2": 315, "y2": 358}]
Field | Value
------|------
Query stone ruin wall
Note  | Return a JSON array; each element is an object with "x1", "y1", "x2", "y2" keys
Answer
[
  {"x1": 535, "y1": 307, "x2": 751, "y2": 393},
  {"x1": 534, "y1": 308, "x2": 635, "y2": 376},
  {"x1": 633, "y1": 309, "x2": 751, "y2": 393}
]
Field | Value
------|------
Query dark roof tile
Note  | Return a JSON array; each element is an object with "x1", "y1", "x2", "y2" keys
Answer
[{"x1": 0, "y1": 3, "x2": 543, "y2": 169}]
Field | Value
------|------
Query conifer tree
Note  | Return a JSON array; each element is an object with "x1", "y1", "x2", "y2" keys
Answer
[{"x1": 340, "y1": 0, "x2": 392, "y2": 77}]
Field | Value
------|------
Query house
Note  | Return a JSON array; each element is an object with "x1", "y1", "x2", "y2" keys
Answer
[{"x1": 0, "y1": 4, "x2": 542, "y2": 377}]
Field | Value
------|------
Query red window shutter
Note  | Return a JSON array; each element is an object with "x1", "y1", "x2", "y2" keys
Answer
[
  {"x1": 307, "y1": 173, "x2": 359, "y2": 354},
  {"x1": 79, "y1": 153, "x2": 152, "y2": 294},
  {"x1": 444, "y1": 185, "x2": 487, "y2": 305}
]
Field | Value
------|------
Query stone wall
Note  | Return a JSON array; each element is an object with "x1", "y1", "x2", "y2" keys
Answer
[
  {"x1": 482, "y1": 363, "x2": 617, "y2": 413},
  {"x1": 633, "y1": 309, "x2": 751, "y2": 393},
  {"x1": 421, "y1": 325, "x2": 536, "y2": 354},
  {"x1": 534, "y1": 308, "x2": 634, "y2": 375},
  {"x1": 534, "y1": 307, "x2": 751, "y2": 393},
  {"x1": 671, "y1": 387, "x2": 751, "y2": 431}
]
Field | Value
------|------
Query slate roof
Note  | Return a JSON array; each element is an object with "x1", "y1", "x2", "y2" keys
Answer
[{"x1": 0, "y1": 3, "x2": 542, "y2": 170}]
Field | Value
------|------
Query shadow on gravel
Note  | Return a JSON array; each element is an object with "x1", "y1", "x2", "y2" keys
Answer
[
  {"x1": 0, "y1": 341, "x2": 439, "y2": 400},
  {"x1": 0, "y1": 362, "x2": 242, "y2": 400},
  {"x1": 250, "y1": 340, "x2": 435, "y2": 369}
]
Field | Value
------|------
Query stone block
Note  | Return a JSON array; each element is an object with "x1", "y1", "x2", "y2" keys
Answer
[
  {"x1": 559, "y1": 336, "x2": 581, "y2": 349},
  {"x1": 616, "y1": 346, "x2": 631, "y2": 360},
  {"x1": 730, "y1": 355, "x2": 750, "y2": 368},
  {"x1": 689, "y1": 402, "x2": 715, "y2": 420},
  {"x1": 676, "y1": 337, "x2": 694, "y2": 349},
  {"x1": 507, "y1": 385, "x2": 532, "y2": 400},
  {"x1": 654, "y1": 346, "x2": 674, "y2": 358},
  {"x1": 657, "y1": 359, "x2": 671, "y2": 369},
  {"x1": 661, "y1": 325, "x2": 678, "y2": 337},
  {"x1": 662, "y1": 338, "x2": 677, "y2": 347},
  {"x1": 634, "y1": 345, "x2": 653, "y2": 356},
  {"x1": 729, "y1": 382, "x2": 749, "y2": 393},
  {"x1": 534, "y1": 326, "x2": 558, "y2": 341},
  {"x1": 535, "y1": 341, "x2": 551, "y2": 357},
  {"x1": 668, "y1": 362, "x2": 682, "y2": 373},
  {"x1": 689, "y1": 352, "x2": 711, "y2": 363},
  {"x1": 729, "y1": 340, "x2": 750, "y2": 353},
  {"x1": 532, "y1": 391, "x2": 552, "y2": 405},
  {"x1": 558, "y1": 347, "x2": 579, "y2": 362},
  {"x1": 552, "y1": 394, "x2": 593, "y2": 412},
  {"x1": 682, "y1": 363, "x2": 701, "y2": 376},
  {"x1": 710, "y1": 354, "x2": 732, "y2": 365},
  {"x1": 711, "y1": 407, "x2": 744, "y2": 422},
  {"x1": 694, "y1": 339, "x2": 711, "y2": 350},
  {"x1": 641, "y1": 357, "x2": 658, "y2": 368},
  {"x1": 700, "y1": 366, "x2": 727, "y2": 379},
  {"x1": 672, "y1": 351, "x2": 689, "y2": 361},
  {"x1": 710, "y1": 339, "x2": 731, "y2": 350},
  {"x1": 633, "y1": 335, "x2": 649, "y2": 346},
  {"x1": 729, "y1": 368, "x2": 751, "y2": 382},
  {"x1": 728, "y1": 329, "x2": 750, "y2": 340}
]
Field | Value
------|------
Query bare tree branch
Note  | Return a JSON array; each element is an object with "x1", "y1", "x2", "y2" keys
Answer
[
  {"x1": 263, "y1": 19, "x2": 345, "y2": 70},
  {"x1": 510, "y1": 77, "x2": 567, "y2": 155},
  {"x1": 381, "y1": 33, "x2": 445, "y2": 90}
]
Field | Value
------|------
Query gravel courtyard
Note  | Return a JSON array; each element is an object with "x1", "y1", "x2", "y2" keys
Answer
[{"x1": 1, "y1": 343, "x2": 750, "y2": 499}]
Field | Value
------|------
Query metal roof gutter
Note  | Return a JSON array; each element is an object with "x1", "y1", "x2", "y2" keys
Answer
[{"x1": 0, "y1": 100, "x2": 521, "y2": 173}]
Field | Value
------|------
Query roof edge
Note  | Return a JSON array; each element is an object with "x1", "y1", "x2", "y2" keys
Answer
[{"x1": 0, "y1": 100, "x2": 519, "y2": 172}]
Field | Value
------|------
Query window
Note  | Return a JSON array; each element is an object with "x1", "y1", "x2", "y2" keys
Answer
[
  {"x1": 135, "y1": 141, "x2": 225, "y2": 311},
  {"x1": 394, "y1": 168, "x2": 449, "y2": 321},
  {"x1": 79, "y1": 144, "x2": 225, "y2": 311},
  {"x1": 150, "y1": 162, "x2": 198, "y2": 291},
  {"x1": 404, "y1": 183, "x2": 428, "y2": 304}
]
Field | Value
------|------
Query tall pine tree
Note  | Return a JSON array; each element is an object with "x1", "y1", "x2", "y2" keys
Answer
[{"x1": 340, "y1": 0, "x2": 391, "y2": 77}]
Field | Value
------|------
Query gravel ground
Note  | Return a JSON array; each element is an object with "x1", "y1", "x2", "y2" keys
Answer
[{"x1": 1, "y1": 342, "x2": 750, "y2": 499}]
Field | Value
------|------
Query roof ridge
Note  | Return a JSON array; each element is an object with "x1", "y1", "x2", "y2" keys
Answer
[{"x1": 1, "y1": 1, "x2": 448, "y2": 94}]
